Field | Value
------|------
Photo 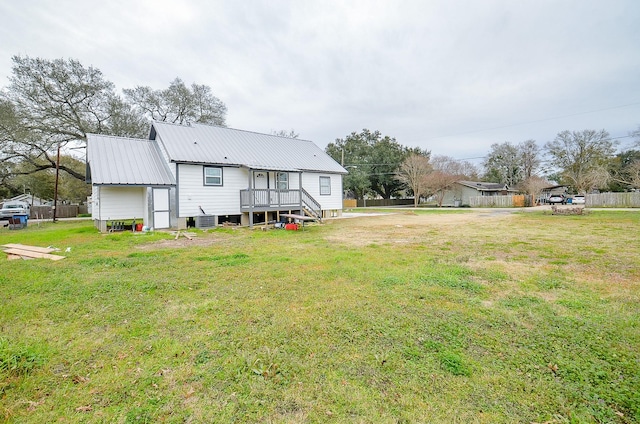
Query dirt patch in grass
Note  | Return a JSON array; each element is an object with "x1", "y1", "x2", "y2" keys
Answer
[
  {"x1": 135, "y1": 210, "x2": 518, "y2": 250},
  {"x1": 135, "y1": 230, "x2": 239, "y2": 249},
  {"x1": 134, "y1": 211, "x2": 517, "y2": 250},
  {"x1": 325, "y1": 211, "x2": 516, "y2": 246}
]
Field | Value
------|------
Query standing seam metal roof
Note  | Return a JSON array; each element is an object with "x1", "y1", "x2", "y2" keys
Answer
[
  {"x1": 87, "y1": 134, "x2": 175, "y2": 186},
  {"x1": 151, "y1": 121, "x2": 347, "y2": 174},
  {"x1": 458, "y1": 181, "x2": 508, "y2": 191}
]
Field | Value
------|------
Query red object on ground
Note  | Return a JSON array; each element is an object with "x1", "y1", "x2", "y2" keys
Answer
[
  {"x1": 135, "y1": 223, "x2": 143, "y2": 231},
  {"x1": 284, "y1": 223, "x2": 299, "y2": 231}
]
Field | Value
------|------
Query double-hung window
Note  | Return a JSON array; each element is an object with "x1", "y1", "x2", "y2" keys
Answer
[
  {"x1": 276, "y1": 172, "x2": 289, "y2": 190},
  {"x1": 319, "y1": 176, "x2": 331, "y2": 195},
  {"x1": 204, "y1": 167, "x2": 223, "y2": 186}
]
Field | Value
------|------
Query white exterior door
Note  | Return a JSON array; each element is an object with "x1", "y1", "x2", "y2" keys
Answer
[
  {"x1": 253, "y1": 172, "x2": 268, "y2": 206},
  {"x1": 254, "y1": 172, "x2": 268, "y2": 189},
  {"x1": 153, "y1": 188, "x2": 170, "y2": 229}
]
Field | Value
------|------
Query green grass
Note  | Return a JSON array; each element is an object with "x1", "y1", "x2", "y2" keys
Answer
[{"x1": 1, "y1": 212, "x2": 639, "y2": 423}]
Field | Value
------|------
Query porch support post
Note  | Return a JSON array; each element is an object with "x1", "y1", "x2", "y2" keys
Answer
[
  {"x1": 248, "y1": 168, "x2": 254, "y2": 228},
  {"x1": 298, "y1": 172, "x2": 303, "y2": 214}
]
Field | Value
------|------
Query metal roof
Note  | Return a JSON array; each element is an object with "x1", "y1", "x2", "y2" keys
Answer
[
  {"x1": 86, "y1": 134, "x2": 175, "y2": 186},
  {"x1": 458, "y1": 181, "x2": 508, "y2": 191},
  {"x1": 150, "y1": 121, "x2": 348, "y2": 174}
]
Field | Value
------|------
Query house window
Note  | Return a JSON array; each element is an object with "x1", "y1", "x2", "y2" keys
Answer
[
  {"x1": 319, "y1": 176, "x2": 331, "y2": 195},
  {"x1": 204, "y1": 167, "x2": 222, "y2": 186},
  {"x1": 276, "y1": 172, "x2": 289, "y2": 190}
]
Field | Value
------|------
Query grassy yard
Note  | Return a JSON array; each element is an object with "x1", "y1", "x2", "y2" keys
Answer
[{"x1": 1, "y1": 211, "x2": 639, "y2": 423}]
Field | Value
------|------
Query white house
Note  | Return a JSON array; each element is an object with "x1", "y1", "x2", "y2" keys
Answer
[
  {"x1": 440, "y1": 181, "x2": 512, "y2": 207},
  {"x1": 86, "y1": 122, "x2": 347, "y2": 231}
]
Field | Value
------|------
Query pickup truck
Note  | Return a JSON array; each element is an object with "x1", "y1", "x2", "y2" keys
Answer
[{"x1": 0, "y1": 201, "x2": 31, "y2": 219}]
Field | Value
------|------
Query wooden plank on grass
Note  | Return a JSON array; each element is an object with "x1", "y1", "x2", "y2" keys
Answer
[
  {"x1": 280, "y1": 213, "x2": 317, "y2": 221},
  {"x1": 1, "y1": 244, "x2": 56, "y2": 254},
  {"x1": 3, "y1": 248, "x2": 65, "y2": 261}
]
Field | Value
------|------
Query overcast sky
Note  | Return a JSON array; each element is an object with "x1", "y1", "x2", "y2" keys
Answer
[{"x1": 1, "y1": 0, "x2": 639, "y2": 164}]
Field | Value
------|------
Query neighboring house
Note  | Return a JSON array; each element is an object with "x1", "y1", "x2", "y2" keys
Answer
[
  {"x1": 540, "y1": 185, "x2": 568, "y2": 201},
  {"x1": 441, "y1": 181, "x2": 512, "y2": 207},
  {"x1": 2, "y1": 194, "x2": 49, "y2": 207},
  {"x1": 86, "y1": 121, "x2": 347, "y2": 231}
]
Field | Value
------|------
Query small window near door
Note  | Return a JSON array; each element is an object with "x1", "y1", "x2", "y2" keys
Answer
[
  {"x1": 319, "y1": 176, "x2": 331, "y2": 195},
  {"x1": 276, "y1": 172, "x2": 289, "y2": 190},
  {"x1": 204, "y1": 167, "x2": 223, "y2": 186}
]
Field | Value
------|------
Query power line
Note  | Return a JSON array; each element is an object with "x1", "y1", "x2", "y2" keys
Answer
[{"x1": 409, "y1": 101, "x2": 640, "y2": 142}]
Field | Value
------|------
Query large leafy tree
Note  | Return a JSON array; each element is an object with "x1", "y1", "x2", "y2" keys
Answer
[
  {"x1": 368, "y1": 135, "x2": 413, "y2": 199},
  {"x1": 123, "y1": 78, "x2": 227, "y2": 126},
  {"x1": 326, "y1": 130, "x2": 372, "y2": 199},
  {"x1": 544, "y1": 129, "x2": 617, "y2": 193},
  {"x1": 608, "y1": 149, "x2": 640, "y2": 191},
  {"x1": 483, "y1": 142, "x2": 521, "y2": 186},
  {"x1": 6, "y1": 161, "x2": 55, "y2": 200},
  {"x1": 483, "y1": 140, "x2": 541, "y2": 187},
  {"x1": 609, "y1": 126, "x2": 640, "y2": 190},
  {"x1": 2, "y1": 56, "x2": 147, "y2": 143},
  {"x1": 0, "y1": 56, "x2": 148, "y2": 192},
  {"x1": 0, "y1": 98, "x2": 87, "y2": 182},
  {"x1": 326, "y1": 129, "x2": 421, "y2": 199},
  {"x1": 1, "y1": 56, "x2": 227, "y2": 202}
]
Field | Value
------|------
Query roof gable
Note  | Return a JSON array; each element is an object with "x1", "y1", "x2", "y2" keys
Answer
[{"x1": 150, "y1": 121, "x2": 347, "y2": 174}]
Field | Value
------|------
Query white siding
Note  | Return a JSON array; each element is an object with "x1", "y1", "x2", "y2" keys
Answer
[
  {"x1": 175, "y1": 165, "x2": 343, "y2": 217},
  {"x1": 91, "y1": 185, "x2": 99, "y2": 218},
  {"x1": 288, "y1": 172, "x2": 301, "y2": 190},
  {"x1": 94, "y1": 186, "x2": 146, "y2": 220},
  {"x1": 301, "y1": 172, "x2": 343, "y2": 210},
  {"x1": 177, "y1": 164, "x2": 248, "y2": 216}
]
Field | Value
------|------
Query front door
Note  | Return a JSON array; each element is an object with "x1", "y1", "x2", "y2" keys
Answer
[
  {"x1": 152, "y1": 188, "x2": 170, "y2": 229},
  {"x1": 253, "y1": 171, "x2": 268, "y2": 206}
]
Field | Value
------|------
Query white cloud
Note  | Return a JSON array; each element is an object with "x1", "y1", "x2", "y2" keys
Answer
[{"x1": 1, "y1": 0, "x2": 639, "y2": 159}]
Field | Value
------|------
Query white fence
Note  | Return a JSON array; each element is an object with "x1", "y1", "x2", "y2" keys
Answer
[{"x1": 586, "y1": 192, "x2": 640, "y2": 208}]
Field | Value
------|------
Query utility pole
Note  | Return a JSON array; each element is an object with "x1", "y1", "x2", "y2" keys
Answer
[{"x1": 53, "y1": 142, "x2": 61, "y2": 222}]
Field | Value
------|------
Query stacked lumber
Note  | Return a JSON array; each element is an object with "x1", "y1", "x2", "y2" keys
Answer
[{"x1": 1, "y1": 244, "x2": 66, "y2": 261}]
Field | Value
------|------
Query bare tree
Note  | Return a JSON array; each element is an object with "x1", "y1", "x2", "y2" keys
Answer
[
  {"x1": 425, "y1": 155, "x2": 471, "y2": 207},
  {"x1": 544, "y1": 129, "x2": 617, "y2": 193},
  {"x1": 519, "y1": 139, "x2": 541, "y2": 180},
  {"x1": 520, "y1": 175, "x2": 551, "y2": 202},
  {"x1": 396, "y1": 153, "x2": 432, "y2": 207}
]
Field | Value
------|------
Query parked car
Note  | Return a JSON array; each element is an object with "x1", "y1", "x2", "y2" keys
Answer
[
  {"x1": 0, "y1": 201, "x2": 31, "y2": 220},
  {"x1": 547, "y1": 194, "x2": 566, "y2": 205},
  {"x1": 572, "y1": 195, "x2": 585, "y2": 205}
]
